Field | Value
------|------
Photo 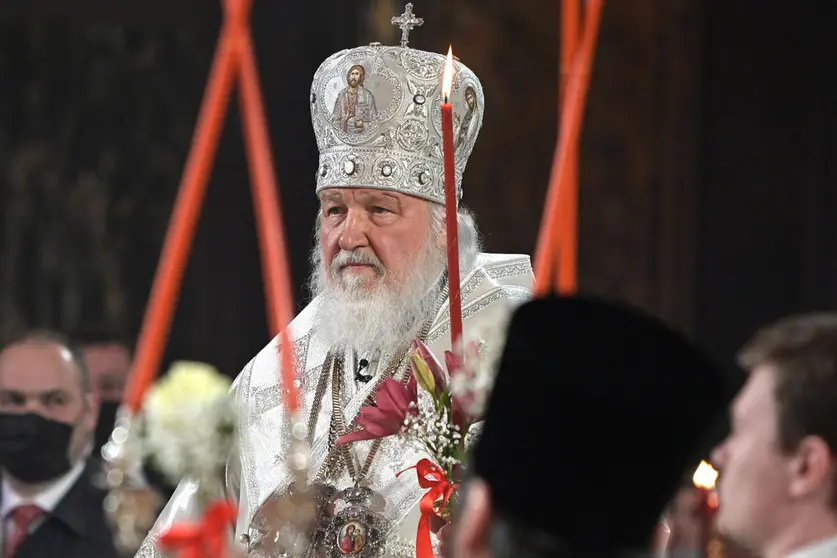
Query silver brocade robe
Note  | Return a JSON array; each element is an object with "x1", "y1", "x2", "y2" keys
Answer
[{"x1": 135, "y1": 252, "x2": 533, "y2": 558}]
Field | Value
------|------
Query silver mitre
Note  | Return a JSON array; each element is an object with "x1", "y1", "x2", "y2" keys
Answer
[{"x1": 310, "y1": 3, "x2": 485, "y2": 206}]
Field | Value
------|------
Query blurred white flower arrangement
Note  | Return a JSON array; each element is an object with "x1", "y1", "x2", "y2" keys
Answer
[
  {"x1": 140, "y1": 360, "x2": 235, "y2": 498},
  {"x1": 448, "y1": 318, "x2": 509, "y2": 420}
]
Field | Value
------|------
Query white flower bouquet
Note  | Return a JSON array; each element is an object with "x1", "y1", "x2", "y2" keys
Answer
[{"x1": 140, "y1": 360, "x2": 236, "y2": 498}]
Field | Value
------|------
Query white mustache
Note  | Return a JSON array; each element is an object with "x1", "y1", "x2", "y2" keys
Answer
[{"x1": 330, "y1": 251, "x2": 385, "y2": 277}]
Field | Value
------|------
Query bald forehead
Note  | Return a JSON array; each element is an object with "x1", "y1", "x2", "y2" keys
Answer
[
  {"x1": 0, "y1": 339, "x2": 73, "y2": 361},
  {"x1": 0, "y1": 340, "x2": 83, "y2": 395}
]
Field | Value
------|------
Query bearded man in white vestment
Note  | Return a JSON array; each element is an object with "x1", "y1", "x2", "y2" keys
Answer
[{"x1": 135, "y1": 10, "x2": 533, "y2": 558}]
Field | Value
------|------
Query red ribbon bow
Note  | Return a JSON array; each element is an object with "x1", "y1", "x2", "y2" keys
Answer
[
  {"x1": 397, "y1": 459, "x2": 457, "y2": 558},
  {"x1": 158, "y1": 500, "x2": 237, "y2": 558}
]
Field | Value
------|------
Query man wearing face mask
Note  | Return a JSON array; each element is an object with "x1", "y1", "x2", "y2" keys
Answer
[
  {"x1": 0, "y1": 331, "x2": 120, "y2": 558},
  {"x1": 76, "y1": 333, "x2": 132, "y2": 455}
]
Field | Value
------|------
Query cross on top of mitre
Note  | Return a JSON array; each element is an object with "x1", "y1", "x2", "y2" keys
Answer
[{"x1": 391, "y1": 3, "x2": 424, "y2": 47}]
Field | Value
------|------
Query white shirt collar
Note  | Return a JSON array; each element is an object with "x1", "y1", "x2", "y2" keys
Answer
[
  {"x1": 1, "y1": 460, "x2": 86, "y2": 518},
  {"x1": 786, "y1": 535, "x2": 837, "y2": 558}
]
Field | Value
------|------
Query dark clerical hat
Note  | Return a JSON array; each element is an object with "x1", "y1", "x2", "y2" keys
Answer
[{"x1": 472, "y1": 295, "x2": 739, "y2": 549}]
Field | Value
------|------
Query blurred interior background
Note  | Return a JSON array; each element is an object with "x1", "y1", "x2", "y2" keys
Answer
[{"x1": 1, "y1": 0, "x2": 835, "y2": 382}]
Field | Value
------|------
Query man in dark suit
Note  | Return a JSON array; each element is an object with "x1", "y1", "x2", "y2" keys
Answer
[{"x1": 0, "y1": 331, "x2": 119, "y2": 558}]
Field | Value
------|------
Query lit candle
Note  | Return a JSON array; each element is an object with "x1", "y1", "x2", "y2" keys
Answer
[
  {"x1": 440, "y1": 46, "x2": 463, "y2": 347},
  {"x1": 693, "y1": 460, "x2": 721, "y2": 558}
]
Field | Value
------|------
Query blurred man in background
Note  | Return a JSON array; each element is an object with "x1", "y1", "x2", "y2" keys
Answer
[
  {"x1": 77, "y1": 333, "x2": 132, "y2": 453},
  {"x1": 712, "y1": 314, "x2": 837, "y2": 558},
  {"x1": 665, "y1": 483, "x2": 707, "y2": 558},
  {"x1": 0, "y1": 331, "x2": 119, "y2": 558}
]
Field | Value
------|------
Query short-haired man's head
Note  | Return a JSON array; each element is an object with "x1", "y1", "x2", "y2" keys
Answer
[
  {"x1": 2, "y1": 330, "x2": 92, "y2": 395},
  {"x1": 347, "y1": 65, "x2": 366, "y2": 87},
  {"x1": 0, "y1": 330, "x2": 100, "y2": 471},
  {"x1": 737, "y1": 314, "x2": 837, "y2": 459},
  {"x1": 709, "y1": 315, "x2": 837, "y2": 552}
]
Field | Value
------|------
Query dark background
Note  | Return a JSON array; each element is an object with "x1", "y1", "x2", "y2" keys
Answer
[
  {"x1": 0, "y1": 0, "x2": 835, "y2": 376},
  {"x1": 696, "y1": 1, "x2": 837, "y2": 361}
]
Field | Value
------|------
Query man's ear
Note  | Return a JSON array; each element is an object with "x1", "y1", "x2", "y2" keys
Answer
[
  {"x1": 452, "y1": 479, "x2": 494, "y2": 558},
  {"x1": 788, "y1": 435, "x2": 834, "y2": 501}
]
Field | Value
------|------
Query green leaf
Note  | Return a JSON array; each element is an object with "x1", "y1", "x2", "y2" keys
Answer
[{"x1": 439, "y1": 391, "x2": 451, "y2": 412}]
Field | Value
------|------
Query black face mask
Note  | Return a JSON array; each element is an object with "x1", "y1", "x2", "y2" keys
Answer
[
  {"x1": 0, "y1": 413, "x2": 74, "y2": 484},
  {"x1": 94, "y1": 401, "x2": 120, "y2": 454}
]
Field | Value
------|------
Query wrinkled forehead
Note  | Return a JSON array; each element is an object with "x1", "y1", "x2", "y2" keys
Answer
[
  {"x1": 0, "y1": 341, "x2": 79, "y2": 392},
  {"x1": 318, "y1": 187, "x2": 432, "y2": 207}
]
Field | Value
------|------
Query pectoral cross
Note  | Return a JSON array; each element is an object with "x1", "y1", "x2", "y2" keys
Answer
[{"x1": 391, "y1": 3, "x2": 424, "y2": 48}]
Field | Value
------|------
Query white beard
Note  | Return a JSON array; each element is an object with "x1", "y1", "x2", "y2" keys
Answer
[{"x1": 308, "y1": 239, "x2": 445, "y2": 355}]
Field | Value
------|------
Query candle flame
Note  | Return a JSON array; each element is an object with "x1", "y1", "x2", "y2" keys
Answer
[
  {"x1": 442, "y1": 45, "x2": 454, "y2": 101},
  {"x1": 692, "y1": 460, "x2": 719, "y2": 490}
]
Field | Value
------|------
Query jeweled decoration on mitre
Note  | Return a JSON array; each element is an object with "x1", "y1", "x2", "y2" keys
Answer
[{"x1": 310, "y1": 3, "x2": 485, "y2": 206}]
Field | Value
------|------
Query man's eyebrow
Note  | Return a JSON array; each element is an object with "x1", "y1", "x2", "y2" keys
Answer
[{"x1": 0, "y1": 388, "x2": 67, "y2": 397}]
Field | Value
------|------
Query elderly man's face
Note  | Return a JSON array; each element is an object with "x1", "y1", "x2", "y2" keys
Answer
[
  {"x1": 0, "y1": 341, "x2": 97, "y2": 466},
  {"x1": 319, "y1": 188, "x2": 433, "y2": 294}
]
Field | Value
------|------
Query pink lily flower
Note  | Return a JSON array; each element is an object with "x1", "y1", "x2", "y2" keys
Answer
[{"x1": 336, "y1": 376, "x2": 418, "y2": 445}]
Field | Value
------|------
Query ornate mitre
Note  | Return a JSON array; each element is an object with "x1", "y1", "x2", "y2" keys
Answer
[{"x1": 310, "y1": 3, "x2": 485, "y2": 206}]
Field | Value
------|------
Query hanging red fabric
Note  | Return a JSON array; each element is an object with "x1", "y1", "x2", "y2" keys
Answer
[
  {"x1": 124, "y1": 0, "x2": 301, "y2": 415},
  {"x1": 532, "y1": 0, "x2": 605, "y2": 297}
]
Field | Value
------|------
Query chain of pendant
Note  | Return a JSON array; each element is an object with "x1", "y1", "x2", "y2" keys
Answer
[
  {"x1": 306, "y1": 283, "x2": 446, "y2": 486},
  {"x1": 305, "y1": 348, "x2": 405, "y2": 485}
]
